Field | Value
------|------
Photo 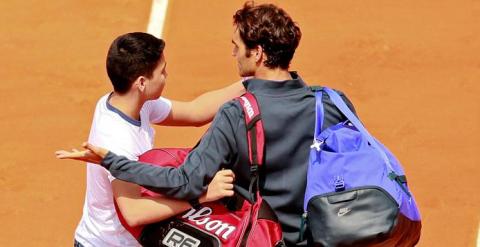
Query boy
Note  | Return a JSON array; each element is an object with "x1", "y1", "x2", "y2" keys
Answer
[{"x1": 62, "y1": 32, "x2": 244, "y2": 247}]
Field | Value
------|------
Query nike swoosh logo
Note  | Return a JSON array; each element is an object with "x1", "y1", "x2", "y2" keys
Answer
[{"x1": 337, "y1": 208, "x2": 351, "y2": 217}]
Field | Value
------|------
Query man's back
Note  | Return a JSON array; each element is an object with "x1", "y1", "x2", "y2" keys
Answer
[
  {"x1": 230, "y1": 76, "x2": 316, "y2": 246},
  {"x1": 221, "y1": 74, "x2": 354, "y2": 246}
]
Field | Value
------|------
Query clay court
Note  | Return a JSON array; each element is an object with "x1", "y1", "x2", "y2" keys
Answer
[{"x1": 0, "y1": 0, "x2": 479, "y2": 246}]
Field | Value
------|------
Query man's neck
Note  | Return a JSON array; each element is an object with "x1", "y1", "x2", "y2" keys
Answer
[
  {"x1": 254, "y1": 67, "x2": 292, "y2": 81},
  {"x1": 109, "y1": 91, "x2": 144, "y2": 121}
]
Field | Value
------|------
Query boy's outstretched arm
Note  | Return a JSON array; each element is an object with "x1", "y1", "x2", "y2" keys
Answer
[{"x1": 159, "y1": 80, "x2": 245, "y2": 126}]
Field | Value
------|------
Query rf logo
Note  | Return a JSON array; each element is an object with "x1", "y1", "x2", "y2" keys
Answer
[{"x1": 162, "y1": 228, "x2": 201, "y2": 247}]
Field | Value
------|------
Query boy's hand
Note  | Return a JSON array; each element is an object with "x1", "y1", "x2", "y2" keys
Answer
[
  {"x1": 55, "y1": 142, "x2": 109, "y2": 164},
  {"x1": 200, "y1": 169, "x2": 235, "y2": 203}
]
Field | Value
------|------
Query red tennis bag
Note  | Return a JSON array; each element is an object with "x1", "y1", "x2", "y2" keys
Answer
[{"x1": 116, "y1": 93, "x2": 285, "y2": 247}]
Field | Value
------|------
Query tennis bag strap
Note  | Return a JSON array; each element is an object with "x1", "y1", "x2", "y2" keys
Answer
[
  {"x1": 237, "y1": 92, "x2": 284, "y2": 247},
  {"x1": 238, "y1": 92, "x2": 265, "y2": 199}
]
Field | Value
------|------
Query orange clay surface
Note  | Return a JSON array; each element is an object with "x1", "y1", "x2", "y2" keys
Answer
[{"x1": 0, "y1": 0, "x2": 479, "y2": 246}]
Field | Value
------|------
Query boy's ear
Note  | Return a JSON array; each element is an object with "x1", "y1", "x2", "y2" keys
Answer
[{"x1": 134, "y1": 76, "x2": 146, "y2": 92}]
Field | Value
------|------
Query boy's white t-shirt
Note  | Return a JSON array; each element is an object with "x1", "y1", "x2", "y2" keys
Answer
[{"x1": 74, "y1": 93, "x2": 172, "y2": 247}]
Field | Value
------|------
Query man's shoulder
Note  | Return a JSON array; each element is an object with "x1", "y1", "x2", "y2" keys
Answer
[
  {"x1": 206, "y1": 99, "x2": 244, "y2": 130},
  {"x1": 219, "y1": 98, "x2": 243, "y2": 115}
]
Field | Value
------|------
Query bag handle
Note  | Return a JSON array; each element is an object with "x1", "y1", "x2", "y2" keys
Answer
[{"x1": 320, "y1": 88, "x2": 395, "y2": 173}]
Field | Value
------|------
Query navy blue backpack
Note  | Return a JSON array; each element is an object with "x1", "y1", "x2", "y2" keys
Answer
[{"x1": 302, "y1": 87, "x2": 421, "y2": 246}]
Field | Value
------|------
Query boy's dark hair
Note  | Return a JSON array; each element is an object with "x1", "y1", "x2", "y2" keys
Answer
[
  {"x1": 106, "y1": 32, "x2": 165, "y2": 94},
  {"x1": 233, "y1": 2, "x2": 301, "y2": 69}
]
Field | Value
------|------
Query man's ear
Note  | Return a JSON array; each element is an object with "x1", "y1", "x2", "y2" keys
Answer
[{"x1": 254, "y1": 45, "x2": 263, "y2": 62}]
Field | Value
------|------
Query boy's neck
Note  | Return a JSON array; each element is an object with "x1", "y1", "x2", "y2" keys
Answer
[{"x1": 109, "y1": 91, "x2": 144, "y2": 121}]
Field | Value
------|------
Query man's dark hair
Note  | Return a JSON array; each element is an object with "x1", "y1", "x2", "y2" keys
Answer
[
  {"x1": 106, "y1": 32, "x2": 165, "y2": 94},
  {"x1": 233, "y1": 2, "x2": 302, "y2": 69}
]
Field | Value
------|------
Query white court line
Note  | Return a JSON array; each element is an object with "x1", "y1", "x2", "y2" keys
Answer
[
  {"x1": 477, "y1": 223, "x2": 480, "y2": 247},
  {"x1": 147, "y1": 0, "x2": 169, "y2": 38}
]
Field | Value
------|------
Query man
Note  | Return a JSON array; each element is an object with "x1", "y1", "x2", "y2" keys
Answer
[
  {"x1": 60, "y1": 2, "x2": 356, "y2": 246},
  {"x1": 58, "y1": 32, "x2": 243, "y2": 247}
]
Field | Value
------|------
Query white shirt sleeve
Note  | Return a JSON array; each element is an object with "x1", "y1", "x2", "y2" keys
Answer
[{"x1": 143, "y1": 96, "x2": 172, "y2": 124}]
